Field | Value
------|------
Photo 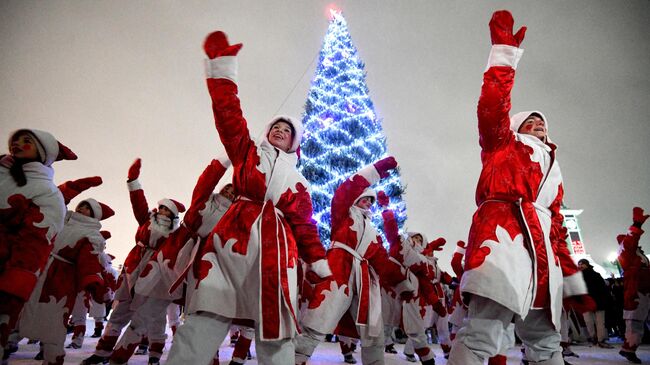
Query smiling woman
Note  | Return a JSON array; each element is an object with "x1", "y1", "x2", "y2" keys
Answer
[{"x1": 267, "y1": 119, "x2": 295, "y2": 153}]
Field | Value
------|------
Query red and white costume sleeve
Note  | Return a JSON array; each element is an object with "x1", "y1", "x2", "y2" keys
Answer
[
  {"x1": 301, "y1": 164, "x2": 410, "y2": 339},
  {"x1": 617, "y1": 226, "x2": 649, "y2": 320},
  {"x1": 135, "y1": 157, "x2": 231, "y2": 302},
  {"x1": 460, "y1": 44, "x2": 586, "y2": 330},
  {"x1": 187, "y1": 57, "x2": 327, "y2": 342},
  {"x1": 19, "y1": 209, "x2": 107, "y2": 364}
]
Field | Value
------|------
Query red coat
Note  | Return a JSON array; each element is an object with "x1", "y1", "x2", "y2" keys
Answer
[
  {"x1": 188, "y1": 72, "x2": 326, "y2": 341},
  {"x1": 19, "y1": 211, "x2": 106, "y2": 348},
  {"x1": 460, "y1": 45, "x2": 585, "y2": 329},
  {"x1": 0, "y1": 160, "x2": 66, "y2": 303},
  {"x1": 303, "y1": 165, "x2": 409, "y2": 338},
  {"x1": 115, "y1": 179, "x2": 178, "y2": 301},
  {"x1": 136, "y1": 158, "x2": 231, "y2": 302},
  {"x1": 617, "y1": 225, "x2": 649, "y2": 318}
]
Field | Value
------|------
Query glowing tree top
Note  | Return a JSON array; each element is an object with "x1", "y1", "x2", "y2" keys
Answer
[{"x1": 300, "y1": 9, "x2": 407, "y2": 248}]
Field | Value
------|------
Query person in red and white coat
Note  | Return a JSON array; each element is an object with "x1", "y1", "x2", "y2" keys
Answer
[
  {"x1": 165, "y1": 31, "x2": 331, "y2": 365},
  {"x1": 82, "y1": 159, "x2": 186, "y2": 365},
  {"x1": 107, "y1": 157, "x2": 231, "y2": 365},
  {"x1": 616, "y1": 207, "x2": 648, "y2": 364},
  {"x1": 380, "y1": 192, "x2": 443, "y2": 364},
  {"x1": 17, "y1": 177, "x2": 114, "y2": 365},
  {"x1": 0, "y1": 129, "x2": 76, "y2": 361},
  {"x1": 448, "y1": 11, "x2": 593, "y2": 365},
  {"x1": 419, "y1": 239, "x2": 453, "y2": 359},
  {"x1": 294, "y1": 158, "x2": 415, "y2": 365}
]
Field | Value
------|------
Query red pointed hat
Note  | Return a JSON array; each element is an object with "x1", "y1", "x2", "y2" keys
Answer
[
  {"x1": 82, "y1": 198, "x2": 115, "y2": 221},
  {"x1": 158, "y1": 198, "x2": 186, "y2": 217}
]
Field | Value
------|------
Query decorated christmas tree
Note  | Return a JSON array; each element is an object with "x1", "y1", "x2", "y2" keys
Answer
[{"x1": 300, "y1": 10, "x2": 407, "y2": 248}]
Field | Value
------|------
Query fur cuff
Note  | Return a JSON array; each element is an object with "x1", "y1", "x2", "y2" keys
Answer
[
  {"x1": 454, "y1": 246, "x2": 466, "y2": 255},
  {"x1": 309, "y1": 259, "x2": 332, "y2": 278},
  {"x1": 563, "y1": 271, "x2": 588, "y2": 297},
  {"x1": 486, "y1": 45, "x2": 524, "y2": 71},
  {"x1": 127, "y1": 179, "x2": 142, "y2": 192},
  {"x1": 205, "y1": 56, "x2": 237, "y2": 83},
  {"x1": 357, "y1": 164, "x2": 381, "y2": 186},
  {"x1": 395, "y1": 275, "x2": 418, "y2": 295},
  {"x1": 0, "y1": 267, "x2": 38, "y2": 301}
]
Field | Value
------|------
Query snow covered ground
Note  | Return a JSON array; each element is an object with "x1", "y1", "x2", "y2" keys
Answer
[{"x1": 6, "y1": 320, "x2": 650, "y2": 364}]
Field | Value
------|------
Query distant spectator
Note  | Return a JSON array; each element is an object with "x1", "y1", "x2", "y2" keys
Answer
[{"x1": 578, "y1": 259, "x2": 613, "y2": 348}]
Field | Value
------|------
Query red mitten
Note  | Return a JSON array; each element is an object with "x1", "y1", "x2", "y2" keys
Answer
[
  {"x1": 633, "y1": 207, "x2": 649, "y2": 228},
  {"x1": 377, "y1": 191, "x2": 389, "y2": 208},
  {"x1": 432, "y1": 301, "x2": 447, "y2": 317},
  {"x1": 204, "y1": 31, "x2": 243, "y2": 59},
  {"x1": 457, "y1": 240, "x2": 467, "y2": 249},
  {"x1": 100, "y1": 230, "x2": 112, "y2": 240},
  {"x1": 489, "y1": 10, "x2": 526, "y2": 47},
  {"x1": 563, "y1": 294, "x2": 596, "y2": 314},
  {"x1": 72, "y1": 176, "x2": 102, "y2": 191},
  {"x1": 429, "y1": 237, "x2": 447, "y2": 251},
  {"x1": 127, "y1": 158, "x2": 141, "y2": 181},
  {"x1": 373, "y1": 156, "x2": 397, "y2": 178}
]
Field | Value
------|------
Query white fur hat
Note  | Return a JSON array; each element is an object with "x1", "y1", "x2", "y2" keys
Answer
[
  {"x1": 263, "y1": 115, "x2": 304, "y2": 153},
  {"x1": 509, "y1": 111, "x2": 548, "y2": 134}
]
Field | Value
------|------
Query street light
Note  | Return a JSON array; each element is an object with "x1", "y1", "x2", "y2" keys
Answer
[{"x1": 608, "y1": 251, "x2": 622, "y2": 277}]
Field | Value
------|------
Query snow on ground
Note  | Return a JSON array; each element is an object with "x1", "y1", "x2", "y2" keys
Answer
[{"x1": 6, "y1": 319, "x2": 650, "y2": 364}]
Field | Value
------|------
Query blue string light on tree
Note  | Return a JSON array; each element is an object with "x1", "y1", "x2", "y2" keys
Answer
[{"x1": 300, "y1": 9, "x2": 407, "y2": 248}]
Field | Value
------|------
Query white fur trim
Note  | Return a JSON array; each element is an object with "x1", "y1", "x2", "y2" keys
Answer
[
  {"x1": 205, "y1": 56, "x2": 237, "y2": 83},
  {"x1": 563, "y1": 271, "x2": 588, "y2": 298},
  {"x1": 486, "y1": 45, "x2": 524, "y2": 71},
  {"x1": 395, "y1": 276, "x2": 417, "y2": 295},
  {"x1": 216, "y1": 156, "x2": 231, "y2": 169},
  {"x1": 454, "y1": 246, "x2": 466, "y2": 255},
  {"x1": 309, "y1": 259, "x2": 332, "y2": 279},
  {"x1": 127, "y1": 179, "x2": 142, "y2": 192},
  {"x1": 357, "y1": 164, "x2": 381, "y2": 186},
  {"x1": 262, "y1": 115, "x2": 304, "y2": 153}
]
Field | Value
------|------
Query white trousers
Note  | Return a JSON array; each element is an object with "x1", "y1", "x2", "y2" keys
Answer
[
  {"x1": 448, "y1": 295, "x2": 562, "y2": 365},
  {"x1": 582, "y1": 310, "x2": 607, "y2": 342},
  {"x1": 167, "y1": 312, "x2": 293, "y2": 365}
]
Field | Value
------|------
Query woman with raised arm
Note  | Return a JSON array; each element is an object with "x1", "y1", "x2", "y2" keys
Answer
[
  {"x1": 294, "y1": 158, "x2": 415, "y2": 365},
  {"x1": 448, "y1": 10, "x2": 593, "y2": 365},
  {"x1": 165, "y1": 31, "x2": 331, "y2": 365}
]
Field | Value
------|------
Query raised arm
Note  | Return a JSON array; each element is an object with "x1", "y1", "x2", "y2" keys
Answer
[
  {"x1": 378, "y1": 191, "x2": 401, "y2": 257},
  {"x1": 58, "y1": 176, "x2": 102, "y2": 205},
  {"x1": 451, "y1": 240, "x2": 466, "y2": 278},
  {"x1": 477, "y1": 11, "x2": 526, "y2": 152},
  {"x1": 126, "y1": 158, "x2": 150, "y2": 226},
  {"x1": 618, "y1": 207, "x2": 648, "y2": 269},
  {"x1": 203, "y1": 31, "x2": 254, "y2": 166},
  {"x1": 183, "y1": 156, "x2": 231, "y2": 232},
  {"x1": 331, "y1": 157, "x2": 397, "y2": 230}
]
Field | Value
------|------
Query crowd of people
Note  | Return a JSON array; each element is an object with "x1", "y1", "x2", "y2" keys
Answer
[{"x1": 0, "y1": 9, "x2": 647, "y2": 365}]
